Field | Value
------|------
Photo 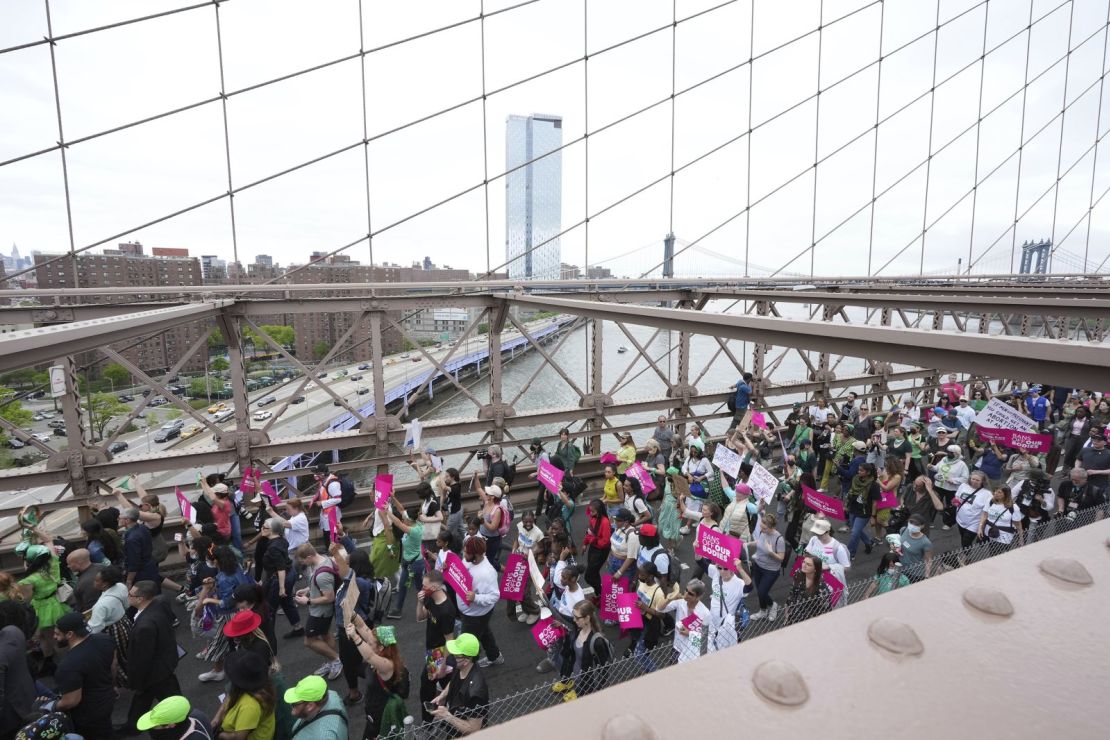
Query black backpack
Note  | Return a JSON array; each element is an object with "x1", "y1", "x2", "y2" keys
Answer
[
  {"x1": 563, "y1": 475, "x2": 586, "y2": 500},
  {"x1": 649, "y1": 548, "x2": 681, "y2": 592},
  {"x1": 338, "y1": 475, "x2": 357, "y2": 509}
]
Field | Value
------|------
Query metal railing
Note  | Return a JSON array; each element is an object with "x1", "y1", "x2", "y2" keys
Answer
[{"x1": 392, "y1": 501, "x2": 1107, "y2": 738}]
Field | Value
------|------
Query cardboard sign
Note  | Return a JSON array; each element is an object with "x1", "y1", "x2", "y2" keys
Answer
[
  {"x1": 876, "y1": 490, "x2": 899, "y2": 510},
  {"x1": 694, "y1": 525, "x2": 743, "y2": 570},
  {"x1": 405, "y1": 418, "x2": 423, "y2": 452},
  {"x1": 374, "y1": 474, "x2": 393, "y2": 510},
  {"x1": 442, "y1": 551, "x2": 473, "y2": 603},
  {"x1": 600, "y1": 573, "x2": 630, "y2": 622},
  {"x1": 536, "y1": 458, "x2": 564, "y2": 495},
  {"x1": 747, "y1": 461, "x2": 779, "y2": 504},
  {"x1": 625, "y1": 462, "x2": 656, "y2": 494},
  {"x1": 802, "y1": 485, "x2": 846, "y2": 520},
  {"x1": 175, "y1": 487, "x2": 197, "y2": 525},
  {"x1": 340, "y1": 576, "x2": 360, "y2": 629},
  {"x1": 615, "y1": 591, "x2": 643, "y2": 630},
  {"x1": 736, "y1": 409, "x2": 753, "y2": 432},
  {"x1": 977, "y1": 427, "x2": 1051, "y2": 453},
  {"x1": 974, "y1": 397, "x2": 1036, "y2": 432},
  {"x1": 670, "y1": 472, "x2": 691, "y2": 499},
  {"x1": 499, "y1": 553, "x2": 528, "y2": 602},
  {"x1": 530, "y1": 616, "x2": 566, "y2": 649},
  {"x1": 712, "y1": 444, "x2": 743, "y2": 479}
]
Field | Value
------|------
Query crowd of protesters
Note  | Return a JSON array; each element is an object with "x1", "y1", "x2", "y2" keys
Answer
[{"x1": 0, "y1": 376, "x2": 1107, "y2": 739}]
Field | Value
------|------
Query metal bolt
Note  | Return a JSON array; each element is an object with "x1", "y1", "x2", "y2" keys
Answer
[
  {"x1": 867, "y1": 617, "x2": 924, "y2": 657},
  {"x1": 962, "y1": 585, "x2": 1014, "y2": 617},
  {"x1": 752, "y1": 659, "x2": 809, "y2": 707},
  {"x1": 1039, "y1": 557, "x2": 1093, "y2": 586},
  {"x1": 602, "y1": 715, "x2": 659, "y2": 740}
]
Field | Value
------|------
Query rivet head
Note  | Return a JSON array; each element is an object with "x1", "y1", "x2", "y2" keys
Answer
[
  {"x1": 868, "y1": 617, "x2": 924, "y2": 657},
  {"x1": 962, "y1": 585, "x2": 1014, "y2": 617},
  {"x1": 602, "y1": 714, "x2": 659, "y2": 740},
  {"x1": 1039, "y1": 557, "x2": 1093, "y2": 586},
  {"x1": 752, "y1": 659, "x2": 809, "y2": 707}
]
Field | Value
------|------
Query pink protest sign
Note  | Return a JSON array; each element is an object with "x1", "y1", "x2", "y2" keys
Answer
[
  {"x1": 615, "y1": 591, "x2": 643, "y2": 630},
  {"x1": 536, "y1": 458, "x2": 564, "y2": 495},
  {"x1": 876, "y1": 489, "x2": 899, "y2": 510},
  {"x1": 442, "y1": 551, "x2": 473, "y2": 603},
  {"x1": 977, "y1": 427, "x2": 1051, "y2": 453},
  {"x1": 530, "y1": 616, "x2": 566, "y2": 649},
  {"x1": 625, "y1": 461, "x2": 656, "y2": 494},
  {"x1": 499, "y1": 553, "x2": 528, "y2": 602},
  {"x1": 374, "y1": 474, "x2": 393, "y2": 510},
  {"x1": 600, "y1": 573, "x2": 629, "y2": 622},
  {"x1": 680, "y1": 611, "x2": 703, "y2": 633},
  {"x1": 175, "y1": 487, "x2": 197, "y2": 525},
  {"x1": 239, "y1": 467, "x2": 258, "y2": 495},
  {"x1": 693, "y1": 525, "x2": 742, "y2": 570},
  {"x1": 260, "y1": 479, "x2": 281, "y2": 507},
  {"x1": 750, "y1": 411, "x2": 768, "y2": 429},
  {"x1": 803, "y1": 485, "x2": 846, "y2": 520},
  {"x1": 327, "y1": 507, "x2": 339, "y2": 542}
]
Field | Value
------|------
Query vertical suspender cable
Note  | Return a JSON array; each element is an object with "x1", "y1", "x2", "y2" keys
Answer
[
  {"x1": 966, "y1": 2, "x2": 992, "y2": 274},
  {"x1": 918, "y1": 0, "x2": 942, "y2": 276},
  {"x1": 213, "y1": 0, "x2": 241, "y2": 282},
  {"x1": 866, "y1": 0, "x2": 886, "y2": 277},
  {"x1": 1048, "y1": 1, "x2": 1076, "y2": 273},
  {"x1": 1009, "y1": 0, "x2": 1037, "y2": 273},
  {"x1": 43, "y1": 0, "x2": 78, "y2": 289}
]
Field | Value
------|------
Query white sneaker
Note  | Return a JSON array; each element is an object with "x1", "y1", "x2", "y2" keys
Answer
[
  {"x1": 313, "y1": 662, "x2": 332, "y2": 677},
  {"x1": 326, "y1": 660, "x2": 343, "y2": 681},
  {"x1": 679, "y1": 562, "x2": 690, "y2": 570},
  {"x1": 941, "y1": 524, "x2": 951, "y2": 531},
  {"x1": 517, "y1": 612, "x2": 531, "y2": 623},
  {"x1": 679, "y1": 526, "x2": 690, "y2": 535},
  {"x1": 749, "y1": 610, "x2": 766, "y2": 621},
  {"x1": 198, "y1": 669, "x2": 225, "y2": 682},
  {"x1": 768, "y1": 603, "x2": 779, "y2": 622}
]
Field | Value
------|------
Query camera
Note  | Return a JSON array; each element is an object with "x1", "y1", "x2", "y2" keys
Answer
[{"x1": 475, "y1": 450, "x2": 491, "y2": 461}]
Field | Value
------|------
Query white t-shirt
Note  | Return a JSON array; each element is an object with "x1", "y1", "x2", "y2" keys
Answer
[
  {"x1": 953, "y1": 483, "x2": 992, "y2": 532},
  {"x1": 319, "y1": 480, "x2": 343, "y2": 531},
  {"x1": 707, "y1": 564, "x2": 745, "y2": 629},
  {"x1": 515, "y1": 522, "x2": 544, "y2": 551},
  {"x1": 982, "y1": 503, "x2": 1022, "y2": 544},
  {"x1": 663, "y1": 599, "x2": 710, "y2": 662},
  {"x1": 610, "y1": 526, "x2": 640, "y2": 561},
  {"x1": 557, "y1": 583, "x2": 586, "y2": 618},
  {"x1": 638, "y1": 545, "x2": 669, "y2": 578},
  {"x1": 624, "y1": 494, "x2": 650, "y2": 521},
  {"x1": 809, "y1": 406, "x2": 834, "y2": 425},
  {"x1": 804, "y1": 536, "x2": 851, "y2": 570},
  {"x1": 286, "y1": 512, "x2": 310, "y2": 552}
]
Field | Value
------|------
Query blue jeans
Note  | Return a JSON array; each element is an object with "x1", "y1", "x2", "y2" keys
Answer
[
  {"x1": 847, "y1": 513, "x2": 874, "y2": 556},
  {"x1": 750, "y1": 562, "x2": 780, "y2": 611},
  {"x1": 394, "y1": 555, "x2": 426, "y2": 613},
  {"x1": 634, "y1": 632, "x2": 658, "y2": 673}
]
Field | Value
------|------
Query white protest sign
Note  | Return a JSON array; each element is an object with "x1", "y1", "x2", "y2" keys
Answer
[
  {"x1": 712, "y1": 443, "x2": 743, "y2": 479},
  {"x1": 747, "y1": 461, "x2": 778, "y2": 504},
  {"x1": 405, "y1": 418, "x2": 423, "y2": 452},
  {"x1": 974, "y1": 397, "x2": 1035, "y2": 432}
]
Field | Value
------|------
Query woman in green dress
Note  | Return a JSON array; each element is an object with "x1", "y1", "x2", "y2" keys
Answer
[
  {"x1": 17, "y1": 543, "x2": 70, "y2": 669},
  {"x1": 657, "y1": 467, "x2": 683, "y2": 552}
]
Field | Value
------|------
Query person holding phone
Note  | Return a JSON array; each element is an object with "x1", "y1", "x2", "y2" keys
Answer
[{"x1": 428, "y1": 633, "x2": 488, "y2": 736}]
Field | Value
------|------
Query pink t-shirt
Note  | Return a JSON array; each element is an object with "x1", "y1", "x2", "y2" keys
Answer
[{"x1": 211, "y1": 498, "x2": 232, "y2": 537}]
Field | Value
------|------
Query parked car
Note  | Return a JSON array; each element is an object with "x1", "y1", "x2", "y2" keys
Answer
[
  {"x1": 168, "y1": 385, "x2": 187, "y2": 395},
  {"x1": 253, "y1": 410, "x2": 272, "y2": 421},
  {"x1": 108, "y1": 441, "x2": 128, "y2": 454},
  {"x1": 411, "y1": 356, "x2": 421, "y2": 362},
  {"x1": 214, "y1": 409, "x2": 235, "y2": 423},
  {"x1": 356, "y1": 388, "x2": 370, "y2": 395},
  {"x1": 31, "y1": 414, "x2": 44, "y2": 421},
  {"x1": 180, "y1": 425, "x2": 201, "y2": 439},
  {"x1": 47, "y1": 420, "x2": 66, "y2": 429},
  {"x1": 256, "y1": 396, "x2": 277, "y2": 407},
  {"x1": 8, "y1": 439, "x2": 25, "y2": 449},
  {"x1": 153, "y1": 427, "x2": 181, "y2": 443},
  {"x1": 40, "y1": 412, "x2": 55, "y2": 419},
  {"x1": 33, "y1": 433, "x2": 52, "y2": 443},
  {"x1": 291, "y1": 396, "x2": 306, "y2": 404},
  {"x1": 333, "y1": 399, "x2": 343, "y2": 406},
  {"x1": 117, "y1": 394, "x2": 134, "y2": 402},
  {"x1": 336, "y1": 370, "x2": 348, "y2": 377},
  {"x1": 357, "y1": 363, "x2": 371, "y2": 370},
  {"x1": 148, "y1": 397, "x2": 167, "y2": 407},
  {"x1": 53, "y1": 427, "x2": 67, "y2": 437},
  {"x1": 401, "y1": 353, "x2": 411, "y2": 359},
  {"x1": 30, "y1": 391, "x2": 45, "y2": 399},
  {"x1": 349, "y1": 375, "x2": 363, "y2": 382}
]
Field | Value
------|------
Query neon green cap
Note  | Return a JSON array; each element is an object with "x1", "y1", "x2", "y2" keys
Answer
[
  {"x1": 445, "y1": 633, "x2": 480, "y2": 657},
  {"x1": 284, "y1": 675, "x2": 328, "y2": 704},
  {"x1": 136, "y1": 696, "x2": 190, "y2": 730}
]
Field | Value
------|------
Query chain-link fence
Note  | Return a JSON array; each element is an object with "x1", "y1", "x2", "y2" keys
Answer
[{"x1": 386, "y1": 502, "x2": 1107, "y2": 738}]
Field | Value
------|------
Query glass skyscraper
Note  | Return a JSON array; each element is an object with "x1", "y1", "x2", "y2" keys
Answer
[{"x1": 505, "y1": 114, "x2": 562, "y2": 281}]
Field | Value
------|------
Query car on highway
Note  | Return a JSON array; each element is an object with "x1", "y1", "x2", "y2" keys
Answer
[
  {"x1": 41, "y1": 411, "x2": 55, "y2": 419},
  {"x1": 108, "y1": 441, "x2": 128, "y2": 454},
  {"x1": 47, "y1": 420, "x2": 66, "y2": 429},
  {"x1": 153, "y1": 426, "x2": 181, "y2": 443},
  {"x1": 357, "y1": 388, "x2": 370, "y2": 395},
  {"x1": 349, "y1": 375, "x2": 363, "y2": 381},
  {"x1": 357, "y1": 363, "x2": 371, "y2": 370},
  {"x1": 400, "y1": 353, "x2": 411, "y2": 359},
  {"x1": 208, "y1": 402, "x2": 227, "y2": 414},
  {"x1": 214, "y1": 409, "x2": 235, "y2": 423},
  {"x1": 336, "y1": 370, "x2": 348, "y2": 377},
  {"x1": 253, "y1": 410, "x2": 273, "y2": 421},
  {"x1": 291, "y1": 396, "x2": 306, "y2": 404},
  {"x1": 180, "y1": 425, "x2": 201, "y2": 439},
  {"x1": 333, "y1": 399, "x2": 344, "y2": 406},
  {"x1": 8, "y1": 438, "x2": 25, "y2": 449},
  {"x1": 149, "y1": 397, "x2": 167, "y2": 407},
  {"x1": 411, "y1": 355, "x2": 420, "y2": 362},
  {"x1": 256, "y1": 396, "x2": 277, "y2": 407},
  {"x1": 117, "y1": 394, "x2": 135, "y2": 402}
]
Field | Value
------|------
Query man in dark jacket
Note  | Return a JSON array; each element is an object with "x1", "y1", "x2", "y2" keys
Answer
[
  {"x1": 0, "y1": 602, "x2": 35, "y2": 736},
  {"x1": 123, "y1": 580, "x2": 180, "y2": 735},
  {"x1": 121, "y1": 508, "x2": 159, "y2": 589}
]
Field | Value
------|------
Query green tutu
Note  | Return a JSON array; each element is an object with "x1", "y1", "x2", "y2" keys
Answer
[
  {"x1": 370, "y1": 533, "x2": 400, "y2": 580},
  {"x1": 656, "y1": 483, "x2": 682, "y2": 542}
]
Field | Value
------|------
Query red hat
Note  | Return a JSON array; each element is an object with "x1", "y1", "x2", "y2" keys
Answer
[
  {"x1": 223, "y1": 609, "x2": 262, "y2": 638},
  {"x1": 639, "y1": 523, "x2": 658, "y2": 537}
]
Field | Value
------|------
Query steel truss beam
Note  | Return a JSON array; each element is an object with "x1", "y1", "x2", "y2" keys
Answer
[{"x1": 508, "y1": 295, "x2": 1109, "y2": 389}]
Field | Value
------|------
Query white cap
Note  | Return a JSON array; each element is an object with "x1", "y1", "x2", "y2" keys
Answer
[
  {"x1": 947, "y1": 444, "x2": 962, "y2": 455},
  {"x1": 485, "y1": 485, "x2": 503, "y2": 499},
  {"x1": 810, "y1": 519, "x2": 832, "y2": 535}
]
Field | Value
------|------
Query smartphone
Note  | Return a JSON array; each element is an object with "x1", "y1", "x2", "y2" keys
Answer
[
  {"x1": 174, "y1": 533, "x2": 184, "y2": 542},
  {"x1": 423, "y1": 701, "x2": 439, "y2": 714}
]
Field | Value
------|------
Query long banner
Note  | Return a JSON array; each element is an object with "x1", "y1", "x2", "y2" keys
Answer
[{"x1": 976, "y1": 427, "x2": 1051, "y2": 453}]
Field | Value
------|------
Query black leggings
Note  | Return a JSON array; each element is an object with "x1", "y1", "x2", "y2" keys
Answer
[
  {"x1": 337, "y1": 627, "x2": 363, "y2": 692},
  {"x1": 584, "y1": 546, "x2": 608, "y2": 595},
  {"x1": 460, "y1": 610, "x2": 501, "y2": 661}
]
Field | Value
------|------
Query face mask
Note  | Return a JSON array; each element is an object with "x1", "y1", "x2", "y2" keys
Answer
[{"x1": 906, "y1": 523, "x2": 921, "y2": 534}]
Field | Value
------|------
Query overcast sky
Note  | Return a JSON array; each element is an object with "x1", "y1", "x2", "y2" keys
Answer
[{"x1": 3, "y1": 0, "x2": 1109, "y2": 280}]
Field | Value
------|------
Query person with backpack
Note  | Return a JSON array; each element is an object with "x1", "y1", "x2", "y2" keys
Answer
[
  {"x1": 329, "y1": 543, "x2": 376, "y2": 709},
  {"x1": 622, "y1": 477, "x2": 652, "y2": 525},
  {"x1": 293, "y1": 543, "x2": 342, "y2": 681},
  {"x1": 554, "y1": 600, "x2": 612, "y2": 702},
  {"x1": 309, "y1": 464, "x2": 344, "y2": 548},
  {"x1": 285, "y1": 675, "x2": 347, "y2": 739},
  {"x1": 196, "y1": 546, "x2": 255, "y2": 683},
  {"x1": 635, "y1": 524, "x2": 680, "y2": 597},
  {"x1": 476, "y1": 483, "x2": 507, "y2": 572},
  {"x1": 625, "y1": 562, "x2": 667, "y2": 673}
]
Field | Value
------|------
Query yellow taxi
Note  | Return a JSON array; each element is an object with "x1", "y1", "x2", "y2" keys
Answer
[
  {"x1": 180, "y1": 425, "x2": 201, "y2": 439},
  {"x1": 207, "y1": 402, "x2": 226, "y2": 414}
]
